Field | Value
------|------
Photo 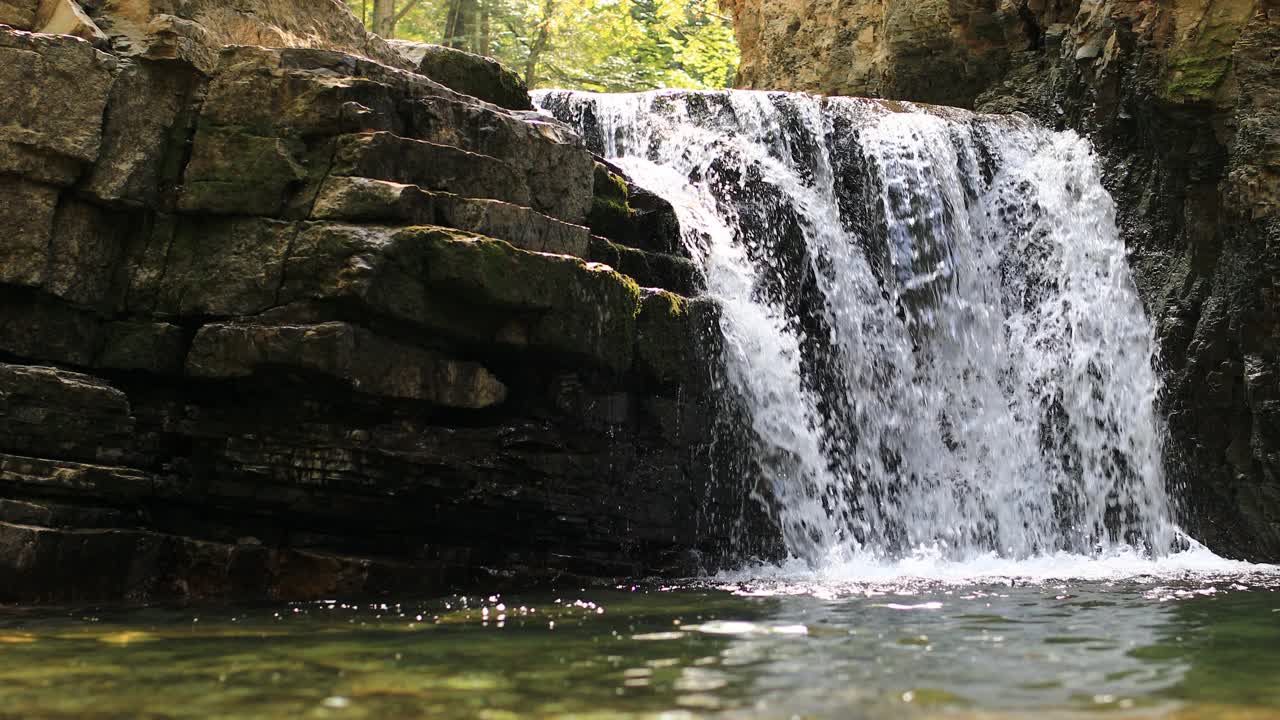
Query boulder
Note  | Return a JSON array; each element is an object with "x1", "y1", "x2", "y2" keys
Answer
[
  {"x1": 387, "y1": 39, "x2": 532, "y2": 111},
  {"x1": 587, "y1": 162, "x2": 683, "y2": 254},
  {"x1": 0, "y1": 17, "x2": 743, "y2": 603},
  {"x1": 83, "y1": 60, "x2": 205, "y2": 207},
  {"x1": 328, "y1": 132, "x2": 532, "y2": 209},
  {"x1": 96, "y1": 321, "x2": 186, "y2": 374},
  {"x1": 588, "y1": 236, "x2": 702, "y2": 296},
  {"x1": 34, "y1": 0, "x2": 107, "y2": 46},
  {"x1": 178, "y1": 46, "x2": 594, "y2": 225}
]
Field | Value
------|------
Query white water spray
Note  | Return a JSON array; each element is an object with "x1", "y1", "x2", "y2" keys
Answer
[{"x1": 538, "y1": 90, "x2": 1196, "y2": 572}]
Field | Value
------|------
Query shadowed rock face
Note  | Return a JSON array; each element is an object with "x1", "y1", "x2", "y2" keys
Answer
[
  {"x1": 0, "y1": 3, "x2": 769, "y2": 603},
  {"x1": 730, "y1": 0, "x2": 1280, "y2": 561}
]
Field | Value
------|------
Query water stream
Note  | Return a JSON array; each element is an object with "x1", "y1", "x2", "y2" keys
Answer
[{"x1": 536, "y1": 90, "x2": 1185, "y2": 570}]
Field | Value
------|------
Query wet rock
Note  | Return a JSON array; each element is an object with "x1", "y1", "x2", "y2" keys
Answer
[
  {"x1": 588, "y1": 236, "x2": 702, "y2": 296},
  {"x1": 635, "y1": 290, "x2": 698, "y2": 390},
  {"x1": 729, "y1": 0, "x2": 1280, "y2": 561},
  {"x1": 587, "y1": 162, "x2": 683, "y2": 254}
]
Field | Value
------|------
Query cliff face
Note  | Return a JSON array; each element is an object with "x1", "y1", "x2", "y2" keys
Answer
[
  {"x1": 0, "y1": 2, "x2": 769, "y2": 603},
  {"x1": 732, "y1": 0, "x2": 1280, "y2": 560}
]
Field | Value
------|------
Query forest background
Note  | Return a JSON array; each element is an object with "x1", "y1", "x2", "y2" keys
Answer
[{"x1": 346, "y1": 0, "x2": 739, "y2": 91}]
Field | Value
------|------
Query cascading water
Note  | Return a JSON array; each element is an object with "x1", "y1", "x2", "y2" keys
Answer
[{"x1": 537, "y1": 90, "x2": 1186, "y2": 569}]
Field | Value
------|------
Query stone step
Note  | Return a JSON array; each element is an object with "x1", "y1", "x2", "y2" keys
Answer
[
  {"x1": 186, "y1": 321, "x2": 508, "y2": 409},
  {"x1": 329, "y1": 132, "x2": 532, "y2": 210},
  {"x1": 311, "y1": 176, "x2": 590, "y2": 259},
  {"x1": 588, "y1": 236, "x2": 703, "y2": 296}
]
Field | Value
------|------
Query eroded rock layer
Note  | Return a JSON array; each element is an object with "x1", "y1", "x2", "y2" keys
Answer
[
  {"x1": 0, "y1": 6, "x2": 763, "y2": 603},
  {"x1": 731, "y1": 0, "x2": 1279, "y2": 560}
]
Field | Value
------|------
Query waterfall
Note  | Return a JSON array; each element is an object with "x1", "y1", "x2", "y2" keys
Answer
[{"x1": 537, "y1": 90, "x2": 1182, "y2": 567}]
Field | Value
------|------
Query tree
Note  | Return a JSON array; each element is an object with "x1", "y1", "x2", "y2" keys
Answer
[
  {"x1": 371, "y1": 0, "x2": 426, "y2": 38},
  {"x1": 348, "y1": 0, "x2": 740, "y2": 92}
]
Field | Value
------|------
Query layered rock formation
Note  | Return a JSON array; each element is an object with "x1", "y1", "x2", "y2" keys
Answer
[
  {"x1": 0, "y1": 2, "x2": 764, "y2": 603},
  {"x1": 731, "y1": 0, "x2": 1280, "y2": 560}
]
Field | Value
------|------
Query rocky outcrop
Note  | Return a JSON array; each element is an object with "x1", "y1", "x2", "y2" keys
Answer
[
  {"x1": 387, "y1": 39, "x2": 533, "y2": 111},
  {"x1": 732, "y1": 0, "x2": 1280, "y2": 560},
  {"x1": 0, "y1": 4, "x2": 763, "y2": 603}
]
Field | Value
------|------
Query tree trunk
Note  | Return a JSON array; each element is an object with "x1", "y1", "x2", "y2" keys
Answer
[
  {"x1": 444, "y1": 0, "x2": 478, "y2": 50},
  {"x1": 524, "y1": 0, "x2": 556, "y2": 87},
  {"x1": 479, "y1": 0, "x2": 491, "y2": 57},
  {"x1": 443, "y1": 0, "x2": 461, "y2": 46},
  {"x1": 372, "y1": 0, "x2": 395, "y2": 37}
]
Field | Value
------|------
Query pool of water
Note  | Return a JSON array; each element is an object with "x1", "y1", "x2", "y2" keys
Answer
[{"x1": 2, "y1": 563, "x2": 1278, "y2": 719}]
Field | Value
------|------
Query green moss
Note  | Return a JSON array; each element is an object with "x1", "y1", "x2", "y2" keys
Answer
[
  {"x1": 634, "y1": 289, "x2": 694, "y2": 387},
  {"x1": 1160, "y1": 11, "x2": 1249, "y2": 105},
  {"x1": 587, "y1": 163, "x2": 637, "y2": 240},
  {"x1": 1163, "y1": 55, "x2": 1232, "y2": 103},
  {"x1": 395, "y1": 227, "x2": 643, "y2": 373}
]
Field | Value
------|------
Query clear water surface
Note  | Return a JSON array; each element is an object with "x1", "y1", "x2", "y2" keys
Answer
[{"x1": 2, "y1": 556, "x2": 1277, "y2": 719}]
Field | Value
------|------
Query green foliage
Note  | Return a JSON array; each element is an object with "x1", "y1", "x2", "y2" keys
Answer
[{"x1": 346, "y1": 0, "x2": 739, "y2": 92}]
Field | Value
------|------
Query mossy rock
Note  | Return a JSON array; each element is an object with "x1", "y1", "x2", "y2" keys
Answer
[
  {"x1": 1162, "y1": 55, "x2": 1233, "y2": 104},
  {"x1": 587, "y1": 162, "x2": 635, "y2": 239},
  {"x1": 281, "y1": 223, "x2": 642, "y2": 374},
  {"x1": 588, "y1": 236, "x2": 703, "y2": 296},
  {"x1": 587, "y1": 162, "x2": 683, "y2": 255},
  {"x1": 635, "y1": 289, "x2": 704, "y2": 389}
]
